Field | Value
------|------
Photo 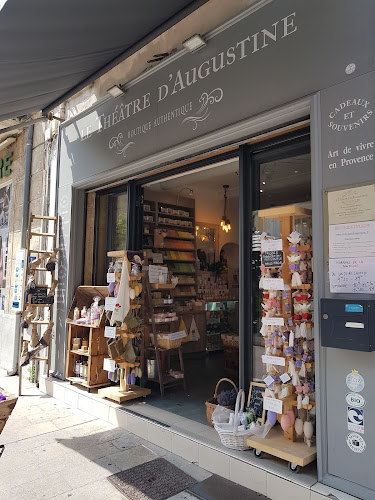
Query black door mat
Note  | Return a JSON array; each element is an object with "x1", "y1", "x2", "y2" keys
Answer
[
  {"x1": 187, "y1": 474, "x2": 270, "y2": 500},
  {"x1": 107, "y1": 457, "x2": 197, "y2": 500}
]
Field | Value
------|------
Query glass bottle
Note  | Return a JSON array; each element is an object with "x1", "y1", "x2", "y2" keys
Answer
[
  {"x1": 73, "y1": 307, "x2": 80, "y2": 321},
  {"x1": 81, "y1": 306, "x2": 87, "y2": 318}
]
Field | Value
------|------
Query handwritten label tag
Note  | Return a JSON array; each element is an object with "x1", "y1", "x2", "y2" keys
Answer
[
  {"x1": 280, "y1": 373, "x2": 291, "y2": 384},
  {"x1": 261, "y1": 239, "x2": 283, "y2": 252},
  {"x1": 103, "y1": 358, "x2": 116, "y2": 372},
  {"x1": 168, "y1": 330, "x2": 186, "y2": 340},
  {"x1": 104, "y1": 326, "x2": 116, "y2": 338},
  {"x1": 105, "y1": 297, "x2": 116, "y2": 311},
  {"x1": 107, "y1": 273, "x2": 116, "y2": 283},
  {"x1": 263, "y1": 396, "x2": 283, "y2": 414},
  {"x1": 262, "y1": 355, "x2": 286, "y2": 367}
]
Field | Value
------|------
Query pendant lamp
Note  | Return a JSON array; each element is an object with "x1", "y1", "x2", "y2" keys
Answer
[{"x1": 220, "y1": 185, "x2": 231, "y2": 232}]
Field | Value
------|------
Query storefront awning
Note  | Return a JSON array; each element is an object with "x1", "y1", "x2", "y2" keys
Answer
[{"x1": 0, "y1": 0, "x2": 207, "y2": 122}]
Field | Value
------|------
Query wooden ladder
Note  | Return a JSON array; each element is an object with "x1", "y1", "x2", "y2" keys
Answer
[{"x1": 19, "y1": 214, "x2": 58, "y2": 396}]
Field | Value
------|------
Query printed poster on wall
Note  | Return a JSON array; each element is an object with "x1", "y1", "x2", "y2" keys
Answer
[
  {"x1": 327, "y1": 185, "x2": 375, "y2": 225},
  {"x1": 0, "y1": 182, "x2": 11, "y2": 312},
  {"x1": 329, "y1": 221, "x2": 375, "y2": 258}
]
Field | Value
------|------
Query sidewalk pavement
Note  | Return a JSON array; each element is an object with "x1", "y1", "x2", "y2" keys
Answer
[{"x1": 0, "y1": 373, "x2": 267, "y2": 500}]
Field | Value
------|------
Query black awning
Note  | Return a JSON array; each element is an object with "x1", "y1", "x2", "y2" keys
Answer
[{"x1": 0, "y1": 0, "x2": 207, "y2": 122}]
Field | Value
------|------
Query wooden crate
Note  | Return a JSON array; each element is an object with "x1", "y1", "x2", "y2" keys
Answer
[
  {"x1": 66, "y1": 286, "x2": 108, "y2": 327},
  {"x1": 0, "y1": 393, "x2": 18, "y2": 435}
]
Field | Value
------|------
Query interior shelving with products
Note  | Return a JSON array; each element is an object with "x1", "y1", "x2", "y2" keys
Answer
[{"x1": 143, "y1": 199, "x2": 197, "y2": 302}]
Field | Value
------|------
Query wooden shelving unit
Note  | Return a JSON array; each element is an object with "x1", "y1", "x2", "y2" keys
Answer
[
  {"x1": 65, "y1": 286, "x2": 110, "y2": 392},
  {"x1": 144, "y1": 273, "x2": 187, "y2": 396},
  {"x1": 143, "y1": 199, "x2": 197, "y2": 303}
]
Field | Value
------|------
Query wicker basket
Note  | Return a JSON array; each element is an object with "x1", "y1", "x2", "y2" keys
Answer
[
  {"x1": 214, "y1": 389, "x2": 252, "y2": 451},
  {"x1": 150, "y1": 333, "x2": 183, "y2": 350},
  {"x1": 0, "y1": 392, "x2": 18, "y2": 436},
  {"x1": 205, "y1": 378, "x2": 238, "y2": 427}
]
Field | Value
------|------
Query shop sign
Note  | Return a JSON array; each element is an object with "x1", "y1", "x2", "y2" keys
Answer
[
  {"x1": 322, "y1": 71, "x2": 375, "y2": 189},
  {"x1": 0, "y1": 151, "x2": 12, "y2": 179},
  {"x1": 59, "y1": 0, "x2": 375, "y2": 186}
]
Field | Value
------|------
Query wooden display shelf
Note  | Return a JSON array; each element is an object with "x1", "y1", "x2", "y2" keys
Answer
[
  {"x1": 247, "y1": 426, "x2": 316, "y2": 468},
  {"x1": 98, "y1": 385, "x2": 151, "y2": 403},
  {"x1": 258, "y1": 205, "x2": 312, "y2": 219},
  {"x1": 66, "y1": 376, "x2": 109, "y2": 390},
  {"x1": 291, "y1": 284, "x2": 312, "y2": 290},
  {"x1": 158, "y1": 222, "x2": 194, "y2": 230},
  {"x1": 150, "y1": 283, "x2": 176, "y2": 290},
  {"x1": 164, "y1": 234, "x2": 195, "y2": 241},
  {"x1": 70, "y1": 349, "x2": 89, "y2": 356},
  {"x1": 158, "y1": 212, "x2": 194, "y2": 220}
]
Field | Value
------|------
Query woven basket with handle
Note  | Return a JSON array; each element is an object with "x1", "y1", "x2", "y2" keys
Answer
[{"x1": 205, "y1": 378, "x2": 238, "y2": 427}]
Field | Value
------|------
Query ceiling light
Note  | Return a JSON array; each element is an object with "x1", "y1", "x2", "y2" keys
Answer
[
  {"x1": 182, "y1": 34, "x2": 206, "y2": 52},
  {"x1": 294, "y1": 170, "x2": 299, "y2": 174},
  {"x1": 107, "y1": 85, "x2": 125, "y2": 97},
  {"x1": 0, "y1": 136, "x2": 16, "y2": 152},
  {"x1": 260, "y1": 189, "x2": 263, "y2": 193},
  {"x1": 262, "y1": 181, "x2": 266, "y2": 185}
]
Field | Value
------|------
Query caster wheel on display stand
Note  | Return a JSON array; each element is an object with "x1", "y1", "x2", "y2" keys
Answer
[
  {"x1": 288, "y1": 462, "x2": 300, "y2": 473},
  {"x1": 253, "y1": 449, "x2": 264, "y2": 458}
]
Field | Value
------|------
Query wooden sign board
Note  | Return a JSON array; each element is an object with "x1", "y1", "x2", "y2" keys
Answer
[
  {"x1": 247, "y1": 382, "x2": 266, "y2": 424},
  {"x1": 262, "y1": 250, "x2": 284, "y2": 268}
]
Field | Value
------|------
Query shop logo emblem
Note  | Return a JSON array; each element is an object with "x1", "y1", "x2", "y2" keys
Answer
[
  {"x1": 346, "y1": 370, "x2": 364, "y2": 392},
  {"x1": 347, "y1": 407, "x2": 364, "y2": 434},
  {"x1": 109, "y1": 133, "x2": 135, "y2": 157},
  {"x1": 346, "y1": 392, "x2": 365, "y2": 408},
  {"x1": 346, "y1": 432, "x2": 366, "y2": 453},
  {"x1": 182, "y1": 88, "x2": 223, "y2": 130}
]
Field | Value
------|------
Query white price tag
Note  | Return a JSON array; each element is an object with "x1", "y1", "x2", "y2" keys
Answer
[
  {"x1": 262, "y1": 317, "x2": 284, "y2": 326},
  {"x1": 168, "y1": 330, "x2": 186, "y2": 340},
  {"x1": 107, "y1": 273, "x2": 116, "y2": 283},
  {"x1": 261, "y1": 239, "x2": 283, "y2": 252},
  {"x1": 104, "y1": 326, "x2": 116, "y2": 338},
  {"x1": 262, "y1": 278, "x2": 285, "y2": 291},
  {"x1": 262, "y1": 355, "x2": 286, "y2": 367},
  {"x1": 105, "y1": 297, "x2": 116, "y2": 311},
  {"x1": 263, "y1": 396, "x2": 283, "y2": 414},
  {"x1": 103, "y1": 358, "x2": 116, "y2": 372},
  {"x1": 280, "y1": 373, "x2": 291, "y2": 384}
]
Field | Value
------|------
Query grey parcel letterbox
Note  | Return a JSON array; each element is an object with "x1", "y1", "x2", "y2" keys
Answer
[{"x1": 321, "y1": 299, "x2": 375, "y2": 351}]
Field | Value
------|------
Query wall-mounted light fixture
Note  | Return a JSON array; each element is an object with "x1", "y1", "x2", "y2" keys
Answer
[
  {"x1": 182, "y1": 34, "x2": 206, "y2": 52},
  {"x1": 107, "y1": 85, "x2": 125, "y2": 97},
  {"x1": 220, "y1": 185, "x2": 231, "y2": 233},
  {"x1": 176, "y1": 187, "x2": 193, "y2": 205},
  {"x1": 0, "y1": 136, "x2": 16, "y2": 152}
]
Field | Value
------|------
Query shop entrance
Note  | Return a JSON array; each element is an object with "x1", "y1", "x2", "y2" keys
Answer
[{"x1": 141, "y1": 158, "x2": 240, "y2": 423}]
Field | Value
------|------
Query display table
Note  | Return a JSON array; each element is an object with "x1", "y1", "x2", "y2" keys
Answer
[{"x1": 247, "y1": 426, "x2": 316, "y2": 469}]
